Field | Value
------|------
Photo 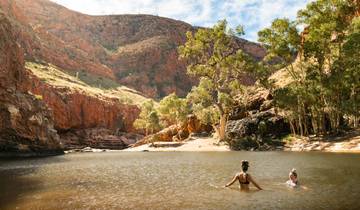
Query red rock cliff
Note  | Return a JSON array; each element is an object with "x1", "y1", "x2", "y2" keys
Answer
[
  {"x1": 26, "y1": 75, "x2": 140, "y2": 132},
  {"x1": 0, "y1": 12, "x2": 62, "y2": 156}
]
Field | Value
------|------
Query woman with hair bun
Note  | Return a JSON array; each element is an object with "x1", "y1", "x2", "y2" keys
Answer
[
  {"x1": 225, "y1": 160, "x2": 263, "y2": 190},
  {"x1": 287, "y1": 168, "x2": 299, "y2": 188}
]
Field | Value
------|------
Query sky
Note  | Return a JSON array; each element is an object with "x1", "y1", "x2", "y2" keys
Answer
[{"x1": 50, "y1": 0, "x2": 312, "y2": 42}]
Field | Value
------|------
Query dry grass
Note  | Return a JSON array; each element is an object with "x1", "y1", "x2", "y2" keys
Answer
[
  {"x1": 268, "y1": 57, "x2": 303, "y2": 88},
  {"x1": 25, "y1": 61, "x2": 150, "y2": 105},
  {"x1": 269, "y1": 67, "x2": 293, "y2": 88}
]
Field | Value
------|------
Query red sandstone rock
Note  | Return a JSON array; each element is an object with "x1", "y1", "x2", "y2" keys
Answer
[
  {"x1": 0, "y1": 13, "x2": 62, "y2": 155},
  {"x1": 132, "y1": 114, "x2": 211, "y2": 146},
  {"x1": 59, "y1": 128, "x2": 143, "y2": 150},
  {"x1": 25, "y1": 73, "x2": 140, "y2": 132}
]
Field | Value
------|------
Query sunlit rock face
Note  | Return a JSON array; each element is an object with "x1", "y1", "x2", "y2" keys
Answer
[
  {"x1": 25, "y1": 73, "x2": 141, "y2": 133},
  {"x1": 0, "y1": 12, "x2": 62, "y2": 156},
  {"x1": 132, "y1": 114, "x2": 212, "y2": 147}
]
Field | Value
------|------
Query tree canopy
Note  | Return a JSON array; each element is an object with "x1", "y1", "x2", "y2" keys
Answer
[{"x1": 179, "y1": 20, "x2": 256, "y2": 141}]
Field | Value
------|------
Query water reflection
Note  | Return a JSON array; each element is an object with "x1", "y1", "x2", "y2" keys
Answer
[{"x1": 0, "y1": 152, "x2": 359, "y2": 210}]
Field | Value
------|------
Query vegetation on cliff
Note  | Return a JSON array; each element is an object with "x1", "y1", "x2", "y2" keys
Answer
[
  {"x1": 26, "y1": 62, "x2": 148, "y2": 106},
  {"x1": 258, "y1": 0, "x2": 360, "y2": 136}
]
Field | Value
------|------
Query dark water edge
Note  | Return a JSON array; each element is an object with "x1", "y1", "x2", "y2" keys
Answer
[
  {"x1": 0, "y1": 149, "x2": 64, "y2": 158},
  {"x1": 2, "y1": 147, "x2": 359, "y2": 159}
]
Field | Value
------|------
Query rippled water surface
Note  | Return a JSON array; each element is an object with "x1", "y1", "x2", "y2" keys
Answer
[{"x1": 0, "y1": 152, "x2": 359, "y2": 210}]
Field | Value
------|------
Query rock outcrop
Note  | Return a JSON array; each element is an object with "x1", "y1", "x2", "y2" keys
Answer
[
  {"x1": 0, "y1": 12, "x2": 62, "y2": 156},
  {"x1": 60, "y1": 128, "x2": 143, "y2": 150},
  {"x1": 132, "y1": 114, "x2": 211, "y2": 147},
  {"x1": 226, "y1": 87, "x2": 290, "y2": 150}
]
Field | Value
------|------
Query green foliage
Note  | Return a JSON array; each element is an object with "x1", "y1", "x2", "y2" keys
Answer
[
  {"x1": 157, "y1": 93, "x2": 190, "y2": 126},
  {"x1": 336, "y1": 17, "x2": 360, "y2": 117},
  {"x1": 186, "y1": 78, "x2": 219, "y2": 125},
  {"x1": 179, "y1": 20, "x2": 256, "y2": 140},
  {"x1": 258, "y1": 121, "x2": 267, "y2": 137},
  {"x1": 133, "y1": 100, "x2": 161, "y2": 135},
  {"x1": 258, "y1": 0, "x2": 360, "y2": 135},
  {"x1": 258, "y1": 18, "x2": 301, "y2": 64}
]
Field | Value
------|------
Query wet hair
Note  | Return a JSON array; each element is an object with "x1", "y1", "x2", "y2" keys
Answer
[
  {"x1": 241, "y1": 160, "x2": 249, "y2": 172},
  {"x1": 290, "y1": 168, "x2": 297, "y2": 177}
]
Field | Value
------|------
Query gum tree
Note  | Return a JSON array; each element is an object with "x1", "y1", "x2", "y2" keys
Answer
[
  {"x1": 133, "y1": 100, "x2": 161, "y2": 135},
  {"x1": 157, "y1": 93, "x2": 190, "y2": 127},
  {"x1": 179, "y1": 20, "x2": 255, "y2": 141}
]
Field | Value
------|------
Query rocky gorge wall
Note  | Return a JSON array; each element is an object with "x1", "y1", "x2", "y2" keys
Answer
[
  {"x1": 0, "y1": 12, "x2": 62, "y2": 156},
  {"x1": 26, "y1": 74, "x2": 140, "y2": 132},
  {"x1": 25, "y1": 70, "x2": 143, "y2": 150},
  {"x1": 0, "y1": 0, "x2": 267, "y2": 98}
]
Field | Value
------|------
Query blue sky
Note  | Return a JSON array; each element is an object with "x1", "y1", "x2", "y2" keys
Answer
[{"x1": 50, "y1": 0, "x2": 311, "y2": 41}]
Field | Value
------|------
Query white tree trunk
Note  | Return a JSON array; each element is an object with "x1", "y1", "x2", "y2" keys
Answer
[{"x1": 218, "y1": 114, "x2": 227, "y2": 142}]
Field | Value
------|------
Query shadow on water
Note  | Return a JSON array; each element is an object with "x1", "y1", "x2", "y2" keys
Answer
[
  {"x1": 0, "y1": 156, "x2": 69, "y2": 209},
  {"x1": 0, "y1": 167, "x2": 41, "y2": 209}
]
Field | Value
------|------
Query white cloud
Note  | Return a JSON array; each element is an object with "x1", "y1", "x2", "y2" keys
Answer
[{"x1": 50, "y1": 0, "x2": 312, "y2": 41}]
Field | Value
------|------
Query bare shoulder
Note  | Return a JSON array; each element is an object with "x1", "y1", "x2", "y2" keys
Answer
[{"x1": 246, "y1": 173, "x2": 253, "y2": 179}]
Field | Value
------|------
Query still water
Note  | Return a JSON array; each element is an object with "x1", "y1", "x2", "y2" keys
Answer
[{"x1": 0, "y1": 152, "x2": 359, "y2": 210}]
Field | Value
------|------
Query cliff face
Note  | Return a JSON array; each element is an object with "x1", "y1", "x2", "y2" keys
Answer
[
  {"x1": 23, "y1": 61, "x2": 146, "y2": 149},
  {"x1": 0, "y1": 0, "x2": 266, "y2": 98},
  {"x1": 0, "y1": 12, "x2": 62, "y2": 156},
  {"x1": 28, "y1": 77, "x2": 140, "y2": 132}
]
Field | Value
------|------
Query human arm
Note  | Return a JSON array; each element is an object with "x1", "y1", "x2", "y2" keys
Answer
[
  {"x1": 225, "y1": 174, "x2": 238, "y2": 187},
  {"x1": 247, "y1": 174, "x2": 263, "y2": 190}
]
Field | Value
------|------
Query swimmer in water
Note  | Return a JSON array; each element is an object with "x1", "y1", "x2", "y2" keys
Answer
[
  {"x1": 287, "y1": 168, "x2": 298, "y2": 187},
  {"x1": 225, "y1": 160, "x2": 263, "y2": 190}
]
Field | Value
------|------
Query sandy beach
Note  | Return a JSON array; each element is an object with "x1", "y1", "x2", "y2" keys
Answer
[
  {"x1": 284, "y1": 133, "x2": 360, "y2": 153},
  {"x1": 123, "y1": 137, "x2": 230, "y2": 152},
  {"x1": 124, "y1": 129, "x2": 360, "y2": 153}
]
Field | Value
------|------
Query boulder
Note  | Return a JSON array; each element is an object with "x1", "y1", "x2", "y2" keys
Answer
[{"x1": 226, "y1": 110, "x2": 289, "y2": 150}]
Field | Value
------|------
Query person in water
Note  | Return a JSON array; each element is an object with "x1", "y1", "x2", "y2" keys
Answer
[
  {"x1": 287, "y1": 168, "x2": 299, "y2": 187},
  {"x1": 225, "y1": 160, "x2": 263, "y2": 190}
]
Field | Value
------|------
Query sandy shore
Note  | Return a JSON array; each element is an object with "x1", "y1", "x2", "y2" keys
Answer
[
  {"x1": 123, "y1": 137, "x2": 230, "y2": 152},
  {"x1": 124, "y1": 130, "x2": 360, "y2": 153},
  {"x1": 284, "y1": 129, "x2": 360, "y2": 153},
  {"x1": 285, "y1": 134, "x2": 360, "y2": 153}
]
